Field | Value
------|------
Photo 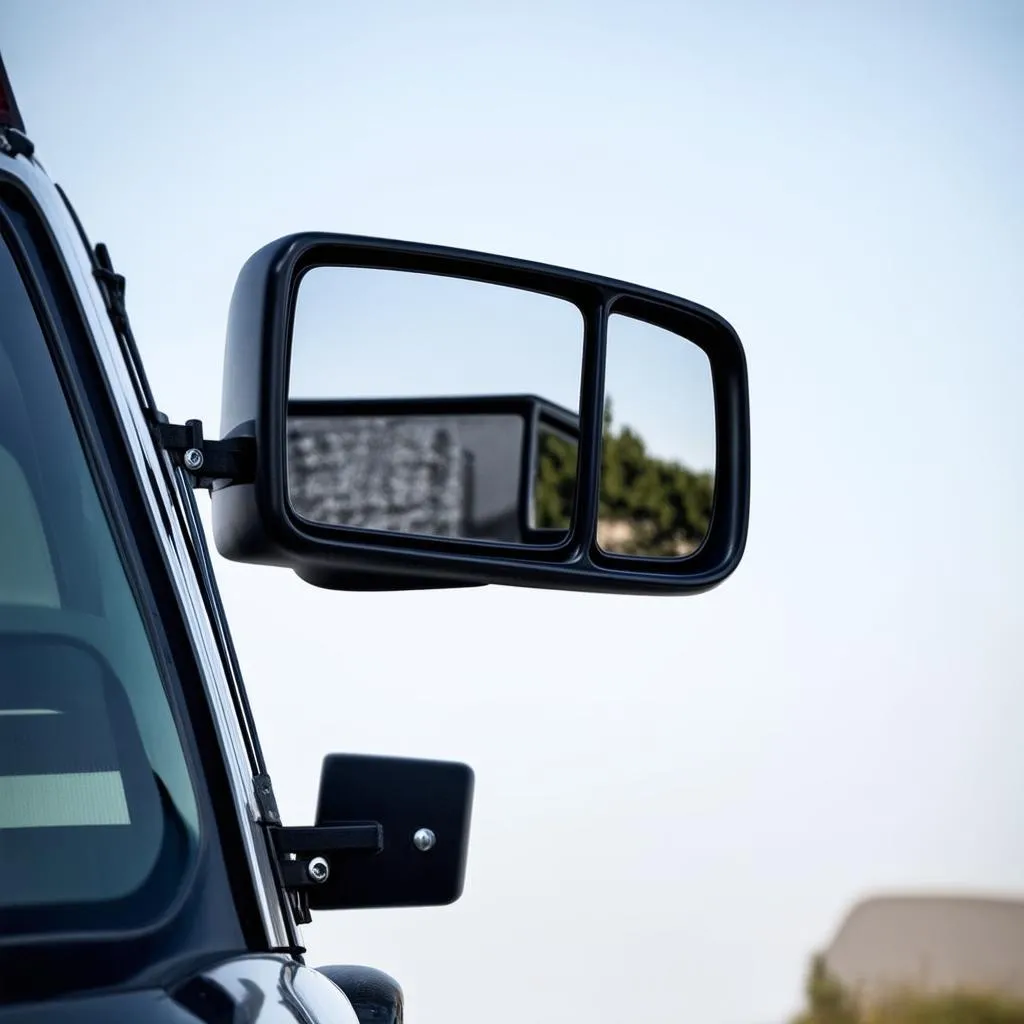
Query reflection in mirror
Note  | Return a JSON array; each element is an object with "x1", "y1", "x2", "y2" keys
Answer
[
  {"x1": 288, "y1": 267, "x2": 584, "y2": 544},
  {"x1": 598, "y1": 314, "x2": 716, "y2": 558},
  {"x1": 532, "y1": 422, "x2": 578, "y2": 533},
  {"x1": 288, "y1": 408, "x2": 527, "y2": 542}
]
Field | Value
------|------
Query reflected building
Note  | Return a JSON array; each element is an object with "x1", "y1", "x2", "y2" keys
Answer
[
  {"x1": 288, "y1": 416, "x2": 471, "y2": 536},
  {"x1": 287, "y1": 414, "x2": 524, "y2": 542}
]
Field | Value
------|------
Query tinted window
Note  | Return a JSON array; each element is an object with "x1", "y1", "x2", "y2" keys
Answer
[{"x1": 0, "y1": 223, "x2": 198, "y2": 934}]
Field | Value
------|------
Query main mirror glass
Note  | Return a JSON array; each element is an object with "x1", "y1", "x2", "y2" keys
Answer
[
  {"x1": 287, "y1": 267, "x2": 584, "y2": 544},
  {"x1": 598, "y1": 314, "x2": 716, "y2": 558}
]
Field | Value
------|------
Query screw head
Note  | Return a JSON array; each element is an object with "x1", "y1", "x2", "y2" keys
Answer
[
  {"x1": 307, "y1": 856, "x2": 330, "y2": 883},
  {"x1": 412, "y1": 828, "x2": 436, "y2": 852},
  {"x1": 183, "y1": 447, "x2": 204, "y2": 471}
]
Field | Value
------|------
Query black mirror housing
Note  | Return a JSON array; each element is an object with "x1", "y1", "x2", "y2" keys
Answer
[
  {"x1": 211, "y1": 232, "x2": 750, "y2": 596},
  {"x1": 270, "y1": 754, "x2": 474, "y2": 915}
]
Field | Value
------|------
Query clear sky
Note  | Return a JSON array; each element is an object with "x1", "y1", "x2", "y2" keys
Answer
[
  {"x1": 2, "y1": 3, "x2": 1022, "y2": 1022},
  {"x1": 292, "y1": 265, "x2": 586, "y2": 411}
]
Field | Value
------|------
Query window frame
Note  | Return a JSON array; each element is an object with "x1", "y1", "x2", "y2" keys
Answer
[{"x1": 0, "y1": 174, "x2": 263, "y2": 997}]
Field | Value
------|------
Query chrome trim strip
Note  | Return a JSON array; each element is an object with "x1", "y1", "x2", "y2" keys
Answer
[{"x1": 0, "y1": 152, "x2": 291, "y2": 947}]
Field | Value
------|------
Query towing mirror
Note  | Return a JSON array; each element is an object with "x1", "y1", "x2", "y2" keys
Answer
[{"x1": 212, "y1": 233, "x2": 750, "y2": 595}]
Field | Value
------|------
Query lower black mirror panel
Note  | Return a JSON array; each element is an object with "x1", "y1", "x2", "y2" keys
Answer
[{"x1": 271, "y1": 753, "x2": 474, "y2": 915}]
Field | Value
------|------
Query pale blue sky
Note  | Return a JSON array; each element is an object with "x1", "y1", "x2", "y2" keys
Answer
[
  {"x1": 292, "y1": 265, "x2": 585, "y2": 410},
  {"x1": 2, "y1": 3, "x2": 1022, "y2": 1023}
]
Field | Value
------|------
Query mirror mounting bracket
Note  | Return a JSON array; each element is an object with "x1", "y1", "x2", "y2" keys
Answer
[
  {"x1": 152, "y1": 415, "x2": 256, "y2": 490},
  {"x1": 268, "y1": 823, "x2": 384, "y2": 925}
]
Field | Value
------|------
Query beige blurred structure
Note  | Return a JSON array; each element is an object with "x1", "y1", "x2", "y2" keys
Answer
[
  {"x1": 287, "y1": 416, "x2": 472, "y2": 537},
  {"x1": 823, "y1": 893, "x2": 1024, "y2": 999}
]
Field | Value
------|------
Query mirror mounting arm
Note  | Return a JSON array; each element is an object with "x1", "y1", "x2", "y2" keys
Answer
[
  {"x1": 152, "y1": 415, "x2": 256, "y2": 490},
  {"x1": 268, "y1": 823, "x2": 384, "y2": 925}
]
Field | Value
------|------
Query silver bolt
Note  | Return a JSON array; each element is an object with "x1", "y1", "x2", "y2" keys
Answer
[
  {"x1": 412, "y1": 828, "x2": 436, "y2": 852},
  {"x1": 183, "y1": 447, "x2": 204, "y2": 471},
  {"x1": 307, "y1": 856, "x2": 330, "y2": 883}
]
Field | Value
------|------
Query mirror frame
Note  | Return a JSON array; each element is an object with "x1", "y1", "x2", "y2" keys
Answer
[{"x1": 212, "y1": 232, "x2": 750, "y2": 596}]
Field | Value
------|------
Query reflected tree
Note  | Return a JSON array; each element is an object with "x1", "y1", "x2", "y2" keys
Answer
[
  {"x1": 533, "y1": 430, "x2": 577, "y2": 532},
  {"x1": 533, "y1": 397, "x2": 715, "y2": 555}
]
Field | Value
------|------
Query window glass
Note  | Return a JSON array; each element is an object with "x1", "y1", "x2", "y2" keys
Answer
[{"x1": 0, "y1": 225, "x2": 198, "y2": 931}]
